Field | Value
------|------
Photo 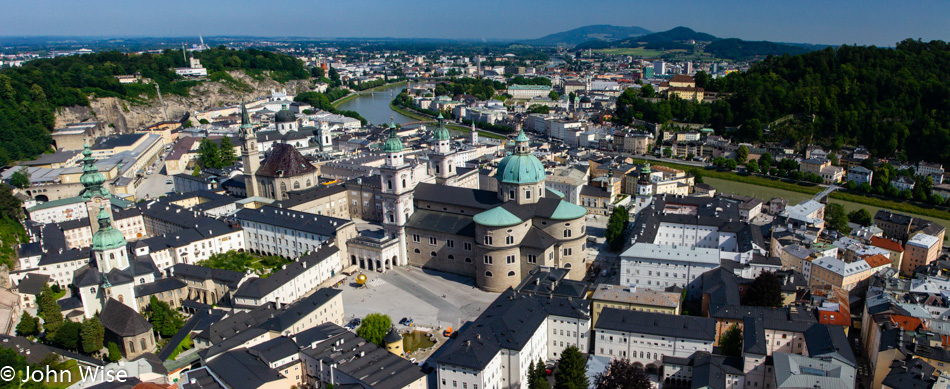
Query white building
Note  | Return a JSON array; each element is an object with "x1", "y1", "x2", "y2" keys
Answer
[
  {"x1": 507, "y1": 85, "x2": 552, "y2": 99},
  {"x1": 232, "y1": 244, "x2": 342, "y2": 307},
  {"x1": 433, "y1": 290, "x2": 590, "y2": 389},
  {"x1": 620, "y1": 243, "x2": 721, "y2": 294},
  {"x1": 594, "y1": 308, "x2": 716, "y2": 373},
  {"x1": 235, "y1": 206, "x2": 356, "y2": 260}
]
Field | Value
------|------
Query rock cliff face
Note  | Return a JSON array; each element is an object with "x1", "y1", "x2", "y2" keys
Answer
[{"x1": 54, "y1": 71, "x2": 310, "y2": 134}]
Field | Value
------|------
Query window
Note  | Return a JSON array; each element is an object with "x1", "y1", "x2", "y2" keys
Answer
[
  {"x1": 563, "y1": 229, "x2": 572, "y2": 238},
  {"x1": 564, "y1": 248, "x2": 572, "y2": 256},
  {"x1": 509, "y1": 190, "x2": 515, "y2": 200},
  {"x1": 465, "y1": 257, "x2": 472, "y2": 263},
  {"x1": 525, "y1": 190, "x2": 531, "y2": 199},
  {"x1": 464, "y1": 242, "x2": 472, "y2": 251},
  {"x1": 448, "y1": 254, "x2": 455, "y2": 260},
  {"x1": 485, "y1": 271, "x2": 492, "y2": 277},
  {"x1": 505, "y1": 236, "x2": 514, "y2": 245},
  {"x1": 431, "y1": 251, "x2": 437, "y2": 257},
  {"x1": 508, "y1": 271, "x2": 515, "y2": 277},
  {"x1": 484, "y1": 236, "x2": 492, "y2": 245},
  {"x1": 429, "y1": 237, "x2": 437, "y2": 245},
  {"x1": 447, "y1": 240, "x2": 455, "y2": 248},
  {"x1": 527, "y1": 254, "x2": 537, "y2": 263},
  {"x1": 412, "y1": 234, "x2": 420, "y2": 242},
  {"x1": 484, "y1": 255, "x2": 493, "y2": 264},
  {"x1": 506, "y1": 255, "x2": 515, "y2": 264},
  {"x1": 414, "y1": 248, "x2": 420, "y2": 254}
]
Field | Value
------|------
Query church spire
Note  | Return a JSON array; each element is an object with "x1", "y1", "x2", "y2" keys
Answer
[
  {"x1": 79, "y1": 143, "x2": 108, "y2": 199},
  {"x1": 240, "y1": 98, "x2": 252, "y2": 129}
]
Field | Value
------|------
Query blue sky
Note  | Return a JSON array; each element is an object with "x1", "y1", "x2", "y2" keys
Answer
[{"x1": 0, "y1": 0, "x2": 946, "y2": 46}]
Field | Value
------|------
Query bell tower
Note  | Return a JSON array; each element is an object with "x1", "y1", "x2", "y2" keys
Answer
[
  {"x1": 79, "y1": 143, "x2": 112, "y2": 235},
  {"x1": 379, "y1": 119, "x2": 414, "y2": 268},
  {"x1": 240, "y1": 99, "x2": 261, "y2": 198},
  {"x1": 428, "y1": 114, "x2": 456, "y2": 184}
]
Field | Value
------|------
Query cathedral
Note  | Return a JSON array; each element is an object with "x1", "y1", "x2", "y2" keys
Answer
[
  {"x1": 239, "y1": 101, "x2": 321, "y2": 200},
  {"x1": 378, "y1": 119, "x2": 590, "y2": 292}
]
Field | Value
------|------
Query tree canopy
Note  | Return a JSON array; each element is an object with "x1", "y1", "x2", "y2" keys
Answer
[
  {"x1": 613, "y1": 40, "x2": 950, "y2": 166},
  {"x1": 594, "y1": 358, "x2": 651, "y2": 389},
  {"x1": 554, "y1": 346, "x2": 588, "y2": 389},
  {"x1": 605, "y1": 206, "x2": 629, "y2": 252},
  {"x1": 356, "y1": 313, "x2": 392, "y2": 347},
  {"x1": 847, "y1": 208, "x2": 873, "y2": 227},
  {"x1": 742, "y1": 272, "x2": 785, "y2": 308},
  {"x1": 719, "y1": 324, "x2": 743, "y2": 357},
  {"x1": 146, "y1": 296, "x2": 184, "y2": 338},
  {"x1": 824, "y1": 203, "x2": 851, "y2": 234}
]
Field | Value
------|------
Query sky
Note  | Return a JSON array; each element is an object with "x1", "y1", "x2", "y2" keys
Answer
[{"x1": 0, "y1": 0, "x2": 947, "y2": 46}]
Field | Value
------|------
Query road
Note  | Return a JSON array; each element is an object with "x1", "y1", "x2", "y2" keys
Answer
[{"x1": 135, "y1": 162, "x2": 175, "y2": 200}]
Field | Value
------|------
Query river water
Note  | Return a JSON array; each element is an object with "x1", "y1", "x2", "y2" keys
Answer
[{"x1": 336, "y1": 83, "x2": 416, "y2": 126}]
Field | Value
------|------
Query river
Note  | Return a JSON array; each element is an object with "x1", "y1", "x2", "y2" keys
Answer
[{"x1": 335, "y1": 83, "x2": 416, "y2": 126}]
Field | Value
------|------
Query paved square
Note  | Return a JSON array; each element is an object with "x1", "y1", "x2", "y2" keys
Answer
[{"x1": 341, "y1": 266, "x2": 499, "y2": 331}]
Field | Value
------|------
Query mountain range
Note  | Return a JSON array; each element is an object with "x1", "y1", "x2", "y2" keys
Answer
[
  {"x1": 568, "y1": 26, "x2": 814, "y2": 59},
  {"x1": 521, "y1": 25, "x2": 651, "y2": 47}
]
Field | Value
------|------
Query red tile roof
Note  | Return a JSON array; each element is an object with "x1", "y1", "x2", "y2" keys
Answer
[
  {"x1": 863, "y1": 254, "x2": 893, "y2": 269},
  {"x1": 890, "y1": 314, "x2": 926, "y2": 331},
  {"x1": 870, "y1": 236, "x2": 904, "y2": 252}
]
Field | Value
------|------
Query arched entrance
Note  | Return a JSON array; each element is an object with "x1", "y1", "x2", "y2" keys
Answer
[{"x1": 35, "y1": 194, "x2": 49, "y2": 202}]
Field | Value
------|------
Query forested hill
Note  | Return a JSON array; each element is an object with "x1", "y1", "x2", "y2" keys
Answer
[
  {"x1": 614, "y1": 39, "x2": 950, "y2": 165},
  {"x1": 0, "y1": 47, "x2": 309, "y2": 165}
]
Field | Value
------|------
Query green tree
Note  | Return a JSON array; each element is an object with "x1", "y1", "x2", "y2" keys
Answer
[
  {"x1": 147, "y1": 296, "x2": 184, "y2": 338},
  {"x1": 594, "y1": 358, "x2": 650, "y2": 389},
  {"x1": 10, "y1": 168, "x2": 30, "y2": 189},
  {"x1": 719, "y1": 324, "x2": 743, "y2": 357},
  {"x1": 192, "y1": 165, "x2": 201, "y2": 177},
  {"x1": 639, "y1": 84, "x2": 655, "y2": 98},
  {"x1": 736, "y1": 145, "x2": 749, "y2": 164},
  {"x1": 80, "y1": 317, "x2": 105, "y2": 354},
  {"x1": 745, "y1": 160, "x2": 758, "y2": 173},
  {"x1": 0, "y1": 183, "x2": 23, "y2": 221},
  {"x1": 554, "y1": 346, "x2": 588, "y2": 389},
  {"x1": 725, "y1": 159, "x2": 738, "y2": 170},
  {"x1": 529, "y1": 359, "x2": 551, "y2": 389},
  {"x1": 51, "y1": 321, "x2": 82, "y2": 351},
  {"x1": 16, "y1": 312, "x2": 39, "y2": 337},
  {"x1": 824, "y1": 203, "x2": 851, "y2": 233},
  {"x1": 527, "y1": 104, "x2": 550, "y2": 114},
  {"x1": 605, "y1": 206, "x2": 629, "y2": 252},
  {"x1": 848, "y1": 208, "x2": 873, "y2": 227},
  {"x1": 219, "y1": 136, "x2": 237, "y2": 166},
  {"x1": 742, "y1": 272, "x2": 784, "y2": 308},
  {"x1": 548, "y1": 90, "x2": 559, "y2": 100},
  {"x1": 662, "y1": 147, "x2": 672, "y2": 158},
  {"x1": 197, "y1": 138, "x2": 221, "y2": 169},
  {"x1": 37, "y1": 284, "x2": 63, "y2": 332},
  {"x1": 106, "y1": 342, "x2": 122, "y2": 362},
  {"x1": 356, "y1": 313, "x2": 392, "y2": 346}
]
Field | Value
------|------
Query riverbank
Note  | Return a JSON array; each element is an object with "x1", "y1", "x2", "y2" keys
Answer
[
  {"x1": 388, "y1": 101, "x2": 507, "y2": 140},
  {"x1": 630, "y1": 157, "x2": 950, "y2": 223},
  {"x1": 331, "y1": 81, "x2": 408, "y2": 108}
]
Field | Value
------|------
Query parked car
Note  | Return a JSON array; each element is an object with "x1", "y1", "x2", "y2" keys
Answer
[
  {"x1": 165, "y1": 180, "x2": 173, "y2": 184},
  {"x1": 399, "y1": 317, "x2": 408, "y2": 325}
]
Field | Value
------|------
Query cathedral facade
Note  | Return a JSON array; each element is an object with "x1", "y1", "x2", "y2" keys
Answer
[{"x1": 383, "y1": 121, "x2": 590, "y2": 292}]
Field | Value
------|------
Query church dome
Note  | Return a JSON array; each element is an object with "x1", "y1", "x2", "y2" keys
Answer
[
  {"x1": 433, "y1": 114, "x2": 451, "y2": 141},
  {"x1": 382, "y1": 127, "x2": 404, "y2": 153},
  {"x1": 495, "y1": 153, "x2": 546, "y2": 184},
  {"x1": 92, "y1": 208, "x2": 126, "y2": 251},
  {"x1": 580, "y1": 96, "x2": 592, "y2": 103},
  {"x1": 275, "y1": 107, "x2": 296, "y2": 123}
]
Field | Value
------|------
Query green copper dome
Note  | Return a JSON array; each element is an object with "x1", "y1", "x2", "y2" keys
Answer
[
  {"x1": 495, "y1": 128, "x2": 545, "y2": 184},
  {"x1": 473, "y1": 206, "x2": 523, "y2": 227},
  {"x1": 641, "y1": 162, "x2": 651, "y2": 175},
  {"x1": 382, "y1": 126, "x2": 404, "y2": 153},
  {"x1": 432, "y1": 116, "x2": 451, "y2": 142},
  {"x1": 275, "y1": 104, "x2": 295, "y2": 123},
  {"x1": 549, "y1": 200, "x2": 588, "y2": 220},
  {"x1": 92, "y1": 207, "x2": 126, "y2": 251}
]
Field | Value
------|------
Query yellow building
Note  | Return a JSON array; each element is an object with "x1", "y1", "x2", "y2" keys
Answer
[{"x1": 590, "y1": 284, "x2": 680, "y2": 325}]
